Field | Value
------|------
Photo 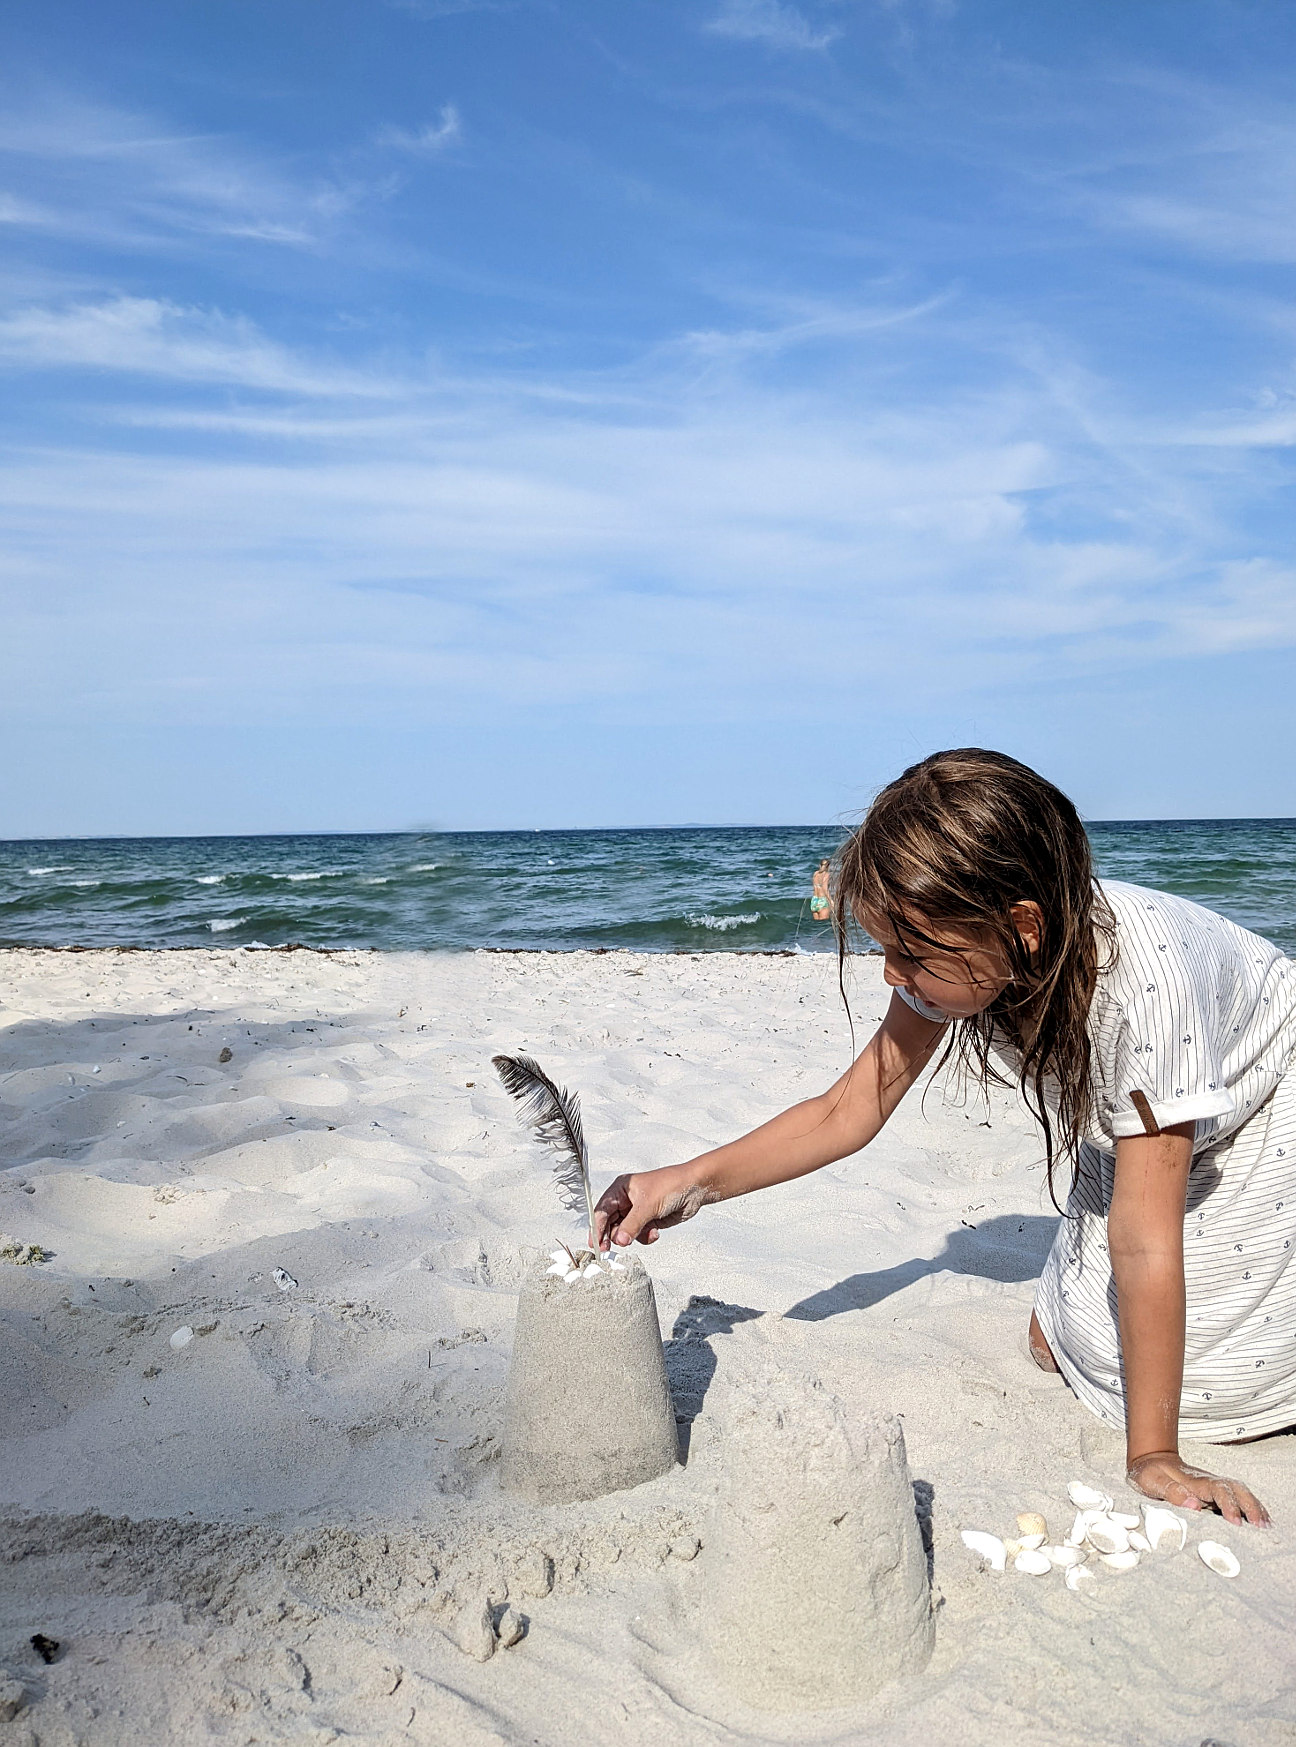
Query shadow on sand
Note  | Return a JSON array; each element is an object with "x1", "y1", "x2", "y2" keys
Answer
[{"x1": 663, "y1": 1212, "x2": 1059, "y2": 1457}]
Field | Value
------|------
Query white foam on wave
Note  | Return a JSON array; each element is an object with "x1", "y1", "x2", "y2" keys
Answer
[
  {"x1": 409, "y1": 864, "x2": 440, "y2": 873},
  {"x1": 364, "y1": 877, "x2": 389, "y2": 885},
  {"x1": 208, "y1": 918, "x2": 244, "y2": 933},
  {"x1": 27, "y1": 866, "x2": 71, "y2": 876},
  {"x1": 69, "y1": 880, "x2": 101, "y2": 889},
  {"x1": 195, "y1": 875, "x2": 225, "y2": 886},
  {"x1": 686, "y1": 912, "x2": 761, "y2": 931}
]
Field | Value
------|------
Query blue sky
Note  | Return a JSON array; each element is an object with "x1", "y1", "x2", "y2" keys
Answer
[{"x1": 2, "y1": 0, "x2": 1295, "y2": 834}]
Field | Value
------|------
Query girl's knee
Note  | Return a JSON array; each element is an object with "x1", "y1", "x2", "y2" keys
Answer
[{"x1": 1028, "y1": 1310, "x2": 1061, "y2": 1373}]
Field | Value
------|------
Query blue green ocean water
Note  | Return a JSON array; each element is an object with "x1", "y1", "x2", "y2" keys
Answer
[{"x1": 1, "y1": 821, "x2": 1293, "y2": 955}]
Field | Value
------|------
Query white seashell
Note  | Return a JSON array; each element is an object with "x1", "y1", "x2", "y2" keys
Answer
[
  {"x1": 546, "y1": 1262, "x2": 568, "y2": 1276},
  {"x1": 548, "y1": 1248, "x2": 570, "y2": 1266},
  {"x1": 1197, "y1": 1541, "x2": 1240, "y2": 1578},
  {"x1": 1064, "y1": 1511, "x2": 1095, "y2": 1548},
  {"x1": 1128, "y1": 1531, "x2": 1152, "y2": 1554},
  {"x1": 1016, "y1": 1512, "x2": 1048, "y2": 1540},
  {"x1": 1084, "y1": 1517, "x2": 1131, "y2": 1556},
  {"x1": 169, "y1": 1326, "x2": 194, "y2": 1350},
  {"x1": 272, "y1": 1267, "x2": 297, "y2": 1292},
  {"x1": 1067, "y1": 1482, "x2": 1113, "y2": 1512},
  {"x1": 1065, "y1": 1563, "x2": 1099, "y2": 1595},
  {"x1": 607, "y1": 1256, "x2": 626, "y2": 1271},
  {"x1": 1045, "y1": 1544, "x2": 1084, "y2": 1568},
  {"x1": 961, "y1": 1530, "x2": 1007, "y2": 1573},
  {"x1": 1142, "y1": 1506, "x2": 1187, "y2": 1553},
  {"x1": 1109, "y1": 1511, "x2": 1141, "y2": 1529},
  {"x1": 1014, "y1": 1548, "x2": 1052, "y2": 1575},
  {"x1": 1016, "y1": 1532, "x2": 1047, "y2": 1551},
  {"x1": 563, "y1": 1269, "x2": 581, "y2": 1283},
  {"x1": 1099, "y1": 1549, "x2": 1140, "y2": 1572},
  {"x1": 581, "y1": 1260, "x2": 603, "y2": 1278}
]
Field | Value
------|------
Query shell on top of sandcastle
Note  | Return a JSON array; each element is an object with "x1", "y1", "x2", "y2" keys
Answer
[
  {"x1": 698, "y1": 1326, "x2": 934, "y2": 1712},
  {"x1": 492, "y1": 1052, "x2": 679, "y2": 1505}
]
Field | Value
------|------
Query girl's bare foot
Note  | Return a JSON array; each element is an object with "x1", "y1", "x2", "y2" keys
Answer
[{"x1": 1028, "y1": 1310, "x2": 1060, "y2": 1373}]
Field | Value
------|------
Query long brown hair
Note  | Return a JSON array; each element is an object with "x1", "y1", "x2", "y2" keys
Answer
[{"x1": 835, "y1": 748, "x2": 1116, "y2": 1204}]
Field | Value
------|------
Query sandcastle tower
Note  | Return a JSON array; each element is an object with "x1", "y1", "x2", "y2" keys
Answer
[
  {"x1": 698, "y1": 1353, "x2": 933, "y2": 1711},
  {"x1": 500, "y1": 1253, "x2": 679, "y2": 1505}
]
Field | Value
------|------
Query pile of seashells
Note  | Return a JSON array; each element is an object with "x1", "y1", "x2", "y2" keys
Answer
[
  {"x1": 545, "y1": 1242, "x2": 627, "y2": 1284},
  {"x1": 961, "y1": 1480, "x2": 1240, "y2": 1596}
]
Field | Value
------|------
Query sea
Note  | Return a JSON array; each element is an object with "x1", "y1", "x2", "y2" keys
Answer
[{"x1": 1, "y1": 820, "x2": 1294, "y2": 956}]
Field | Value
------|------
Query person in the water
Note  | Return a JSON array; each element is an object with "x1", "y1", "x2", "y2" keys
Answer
[{"x1": 810, "y1": 858, "x2": 832, "y2": 922}]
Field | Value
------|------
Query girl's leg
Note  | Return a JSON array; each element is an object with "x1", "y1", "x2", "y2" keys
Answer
[{"x1": 1028, "y1": 1309, "x2": 1061, "y2": 1373}]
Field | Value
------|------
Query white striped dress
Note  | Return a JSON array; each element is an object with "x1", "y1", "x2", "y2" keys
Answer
[{"x1": 1026, "y1": 882, "x2": 1296, "y2": 1442}]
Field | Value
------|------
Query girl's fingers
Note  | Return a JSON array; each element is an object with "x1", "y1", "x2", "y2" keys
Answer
[
  {"x1": 1218, "y1": 1477, "x2": 1270, "y2": 1527},
  {"x1": 1158, "y1": 1467, "x2": 1269, "y2": 1527},
  {"x1": 1159, "y1": 1477, "x2": 1202, "y2": 1511},
  {"x1": 594, "y1": 1176, "x2": 632, "y2": 1248},
  {"x1": 1208, "y1": 1480, "x2": 1244, "y2": 1526}
]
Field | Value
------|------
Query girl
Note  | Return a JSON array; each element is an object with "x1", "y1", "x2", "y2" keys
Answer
[{"x1": 595, "y1": 749, "x2": 1294, "y2": 1526}]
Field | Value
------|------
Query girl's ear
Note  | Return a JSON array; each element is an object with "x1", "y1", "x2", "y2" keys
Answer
[{"x1": 1009, "y1": 900, "x2": 1044, "y2": 959}]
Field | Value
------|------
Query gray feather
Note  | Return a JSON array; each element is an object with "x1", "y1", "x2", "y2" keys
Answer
[{"x1": 492, "y1": 1053, "x2": 595, "y2": 1236}]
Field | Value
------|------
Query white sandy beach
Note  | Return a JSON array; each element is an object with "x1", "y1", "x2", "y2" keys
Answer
[{"x1": 0, "y1": 945, "x2": 1292, "y2": 1746}]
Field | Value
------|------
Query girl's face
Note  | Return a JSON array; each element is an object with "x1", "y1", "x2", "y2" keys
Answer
[{"x1": 860, "y1": 903, "x2": 1041, "y2": 1019}]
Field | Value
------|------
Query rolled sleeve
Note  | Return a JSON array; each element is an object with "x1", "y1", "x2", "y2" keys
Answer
[{"x1": 1106, "y1": 959, "x2": 1233, "y2": 1138}]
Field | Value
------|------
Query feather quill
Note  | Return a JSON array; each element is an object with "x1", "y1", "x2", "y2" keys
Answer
[{"x1": 492, "y1": 1053, "x2": 595, "y2": 1244}]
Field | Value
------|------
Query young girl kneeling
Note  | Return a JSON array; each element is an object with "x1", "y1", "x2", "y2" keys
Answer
[{"x1": 595, "y1": 748, "x2": 1294, "y2": 1524}]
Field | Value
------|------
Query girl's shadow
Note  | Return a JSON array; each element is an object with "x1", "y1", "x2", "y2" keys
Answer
[
  {"x1": 784, "y1": 1212, "x2": 1059, "y2": 1322},
  {"x1": 664, "y1": 1213, "x2": 1059, "y2": 1452}
]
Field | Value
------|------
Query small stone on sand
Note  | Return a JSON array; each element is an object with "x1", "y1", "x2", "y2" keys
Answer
[
  {"x1": 496, "y1": 1606, "x2": 526, "y2": 1648},
  {"x1": 450, "y1": 1598, "x2": 497, "y2": 1662}
]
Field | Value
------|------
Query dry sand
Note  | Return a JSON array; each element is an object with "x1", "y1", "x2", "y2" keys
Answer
[{"x1": 0, "y1": 945, "x2": 1292, "y2": 1747}]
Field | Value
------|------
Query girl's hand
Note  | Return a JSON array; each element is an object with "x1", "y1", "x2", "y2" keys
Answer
[
  {"x1": 1126, "y1": 1451, "x2": 1270, "y2": 1527},
  {"x1": 594, "y1": 1164, "x2": 713, "y2": 1249}
]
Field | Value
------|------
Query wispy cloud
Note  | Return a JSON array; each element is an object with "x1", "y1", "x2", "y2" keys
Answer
[
  {"x1": 705, "y1": 0, "x2": 840, "y2": 52},
  {"x1": 0, "y1": 297, "x2": 401, "y2": 396},
  {"x1": 1, "y1": 280, "x2": 1292, "y2": 751},
  {"x1": 376, "y1": 106, "x2": 462, "y2": 153},
  {"x1": 1055, "y1": 78, "x2": 1296, "y2": 265},
  {"x1": 0, "y1": 92, "x2": 359, "y2": 252}
]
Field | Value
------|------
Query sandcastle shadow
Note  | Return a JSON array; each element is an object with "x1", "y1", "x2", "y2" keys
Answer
[
  {"x1": 785, "y1": 1213, "x2": 1059, "y2": 1322},
  {"x1": 663, "y1": 1295, "x2": 763, "y2": 1461}
]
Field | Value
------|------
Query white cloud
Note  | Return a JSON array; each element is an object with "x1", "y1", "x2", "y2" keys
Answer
[
  {"x1": 1, "y1": 289, "x2": 1291, "y2": 742},
  {"x1": 706, "y1": 0, "x2": 840, "y2": 52},
  {"x1": 1067, "y1": 80, "x2": 1296, "y2": 265},
  {"x1": 0, "y1": 93, "x2": 360, "y2": 252},
  {"x1": 0, "y1": 192, "x2": 49, "y2": 225},
  {"x1": 377, "y1": 106, "x2": 462, "y2": 153},
  {"x1": 0, "y1": 297, "x2": 401, "y2": 396}
]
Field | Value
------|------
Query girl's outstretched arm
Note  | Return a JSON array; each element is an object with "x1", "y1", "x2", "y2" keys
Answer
[
  {"x1": 1110, "y1": 1123, "x2": 1270, "y2": 1526},
  {"x1": 593, "y1": 991, "x2": 945, "y2": 1249}
]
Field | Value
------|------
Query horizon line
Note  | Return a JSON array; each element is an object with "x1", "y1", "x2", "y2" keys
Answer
[{"x1": 4, "y1": 815, "x2": 1296, "y2": 845}]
